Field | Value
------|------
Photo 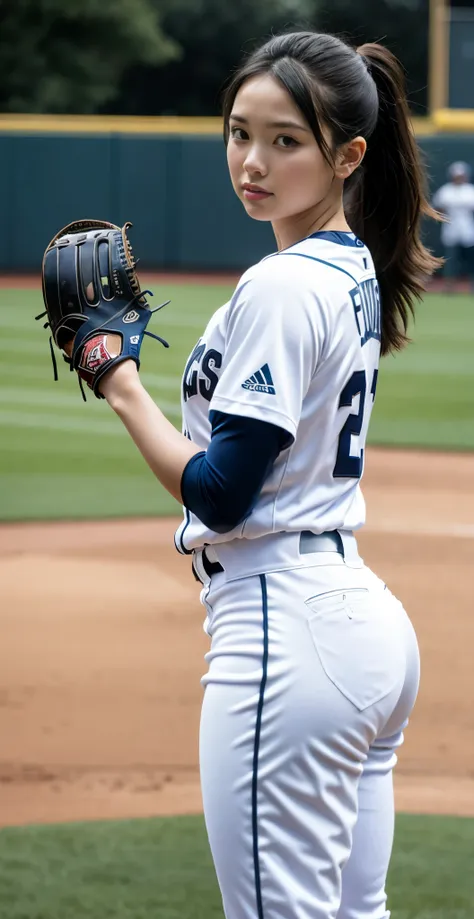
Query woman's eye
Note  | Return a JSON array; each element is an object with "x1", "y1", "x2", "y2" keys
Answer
[
  {"x1": 230, "y1": 127, "x2": 248, "y2": 141},
  {"x1": 276, "y1": 135, "x2": 298, "y2": 148}
]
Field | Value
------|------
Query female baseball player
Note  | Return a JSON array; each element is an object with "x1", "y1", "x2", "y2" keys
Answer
[{"x1": 94, "y1": 32, "x2": 439, "y2": 919}]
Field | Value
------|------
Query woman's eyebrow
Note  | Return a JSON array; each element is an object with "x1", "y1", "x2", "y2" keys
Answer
[{"x1": 230, "y1": 113, "x2": 310, "y2": 132}]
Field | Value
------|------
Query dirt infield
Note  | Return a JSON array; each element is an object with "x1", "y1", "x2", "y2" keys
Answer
[{"x1": 0, "y1": 446, "x2": 473, "y2": 827}]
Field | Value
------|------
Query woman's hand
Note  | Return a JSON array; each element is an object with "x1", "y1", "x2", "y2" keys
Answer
[{"x1": 63, "y1": 335, "x2": 139, "y2": 402}]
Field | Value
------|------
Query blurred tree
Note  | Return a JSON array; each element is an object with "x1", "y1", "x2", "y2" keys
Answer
[
  {"x1": 313, "y1": 0, "x2": 430, "y2": 115},
  {"x1": 105, "y1": 0, "x2": 428, "y2": 116},
  {"x1": 0, "y1": 0, "x2": 430, "y2": 115},
  {"x1": 105, "y1": 0, "x2": 314, "y2": 115},
  {"x1": 0, "y1": 0, "x2": 179, "y2": 112},
  {"x1": 106, "y1": 0, "x2": 429, "y2": 116}
]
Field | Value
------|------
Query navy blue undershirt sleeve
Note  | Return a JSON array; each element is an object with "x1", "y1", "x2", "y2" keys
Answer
[{"x1": 180, "y1": 410, "x2": 292, "y2": 534}]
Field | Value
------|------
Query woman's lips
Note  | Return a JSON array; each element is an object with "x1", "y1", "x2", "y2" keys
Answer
[{"x1": 242, "y1": 185, "x2": 273, "y2": 201}]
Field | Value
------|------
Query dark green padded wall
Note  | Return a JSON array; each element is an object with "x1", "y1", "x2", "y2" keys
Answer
[
  {"x1": 0, "y1": 131, "x2": 473, "y2": 272},
  {"x1": 175, "y1": 136, "x2": 274, "y2": 269},
  {"x1": 9, "y1": 134, "x2": 114, "y2": 271},
  {"x1": 115, "y1": 135, "x2": 168, "y2": 265}
]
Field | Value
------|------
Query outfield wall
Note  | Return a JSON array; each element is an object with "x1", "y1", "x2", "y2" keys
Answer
[{"x1": 1, "y1": 120, "x2": 474, "y2": 272}]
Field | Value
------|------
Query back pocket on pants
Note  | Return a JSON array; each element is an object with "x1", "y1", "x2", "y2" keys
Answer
[{"x1": 305, "y1": 588, "x2": 404, "y2": 711}]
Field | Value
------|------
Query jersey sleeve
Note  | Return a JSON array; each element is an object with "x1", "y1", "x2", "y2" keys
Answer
[{"x1": 210, "y1": 259, "x2": 323, "y2": 440}]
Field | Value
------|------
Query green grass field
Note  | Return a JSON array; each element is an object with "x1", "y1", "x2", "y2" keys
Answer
[
  {"x1": 0, "y1": 285, "x2": 473, "y2": 520},
  {"x1": 0, "y1": 812, "x2": 472, "y2": 918},
  {"x1": 1, "y1": 285, "x2": 473, "y2": 913}
]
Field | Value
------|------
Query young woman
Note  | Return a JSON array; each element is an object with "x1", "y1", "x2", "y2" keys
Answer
[{"x1": 98, "y1": 31, "x2": 440, "y2": 919}]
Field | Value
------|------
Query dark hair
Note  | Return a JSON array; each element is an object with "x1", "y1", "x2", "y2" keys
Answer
[{"x1": 222, "y1": 32, "x2": 442, "y2": 355}]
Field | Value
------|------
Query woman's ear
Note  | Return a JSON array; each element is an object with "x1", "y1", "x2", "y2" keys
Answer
[{"x1": 335, "y1": 136, "x2": 367, "y2": 179}]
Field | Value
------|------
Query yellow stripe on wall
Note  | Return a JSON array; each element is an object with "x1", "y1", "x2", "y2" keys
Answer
[
  {"x1": 432, "y1": 108, "x2": 474, "y2": 131},
  {"x1": 411, "y1": 116, "x2": 438, "y2": 135},
  {"x1": 0, "y1": 112, "x2": 438, "y2": 137},
  {"x1": 0, "y1": 114, "x2": 224, "y2": 135}
]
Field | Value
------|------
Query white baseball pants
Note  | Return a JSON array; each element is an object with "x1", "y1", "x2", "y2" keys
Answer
[{"x1": 198, "y1": 552, "x2": 420, "y2": 919}]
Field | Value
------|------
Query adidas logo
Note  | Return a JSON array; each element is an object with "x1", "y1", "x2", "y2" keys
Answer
[{"x1": 242, "y1": 363, "x2": 276, "y2": 395}]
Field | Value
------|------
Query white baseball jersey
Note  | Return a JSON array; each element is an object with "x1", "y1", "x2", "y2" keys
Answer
[
  {"x1": 433, "y1": 181, "x2": 474, "y2": 246},
  {"x1": 175, "y1": 231, "x2": 381, "y2": 555}
]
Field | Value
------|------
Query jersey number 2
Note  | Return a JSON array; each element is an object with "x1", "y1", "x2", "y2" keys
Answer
[{"x1": 333, "y1": 369, "x2": 378, "y2": 478}]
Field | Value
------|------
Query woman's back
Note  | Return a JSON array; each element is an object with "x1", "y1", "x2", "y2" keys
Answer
[{"x1": 177, "y1": 230, "x2": 381, "y2": 552}]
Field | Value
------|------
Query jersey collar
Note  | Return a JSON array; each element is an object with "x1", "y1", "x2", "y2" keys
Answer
[{"x1": 309, "y1": 231, "x2": 365, "y2": 248}]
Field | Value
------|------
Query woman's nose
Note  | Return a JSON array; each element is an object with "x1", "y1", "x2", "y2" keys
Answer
[{"x1": 242, "y1": 144, "x2": 268, "y2": 177}]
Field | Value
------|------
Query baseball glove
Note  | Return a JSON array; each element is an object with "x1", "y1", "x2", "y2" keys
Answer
[{"x1": 37, "y1": 219, "x2": 169, "y2": 399}]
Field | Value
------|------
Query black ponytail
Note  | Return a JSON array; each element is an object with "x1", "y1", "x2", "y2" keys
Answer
[
  {"x1": 222, "y1": 32, "x2": 442, "y2": 355},
  {"x1": 346, "y1": 43, "x2": 442, "y2": 352}
]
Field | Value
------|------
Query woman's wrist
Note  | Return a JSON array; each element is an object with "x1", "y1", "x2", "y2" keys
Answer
[{"x1": 99, "y1": 359, "x2": 142, "y2": 410}]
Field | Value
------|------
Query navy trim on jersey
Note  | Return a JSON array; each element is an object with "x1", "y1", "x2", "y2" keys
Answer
[
  {"x1": 278, "y1": 252, "x2": 360, "y2": 284},
  {"x1": 309, "y1": 230, "x2": 365, "y2": 248},
  {"x1": 253, "y1": 573, "x2": 269, "y2": 919},
  {"x1": 176, "y1": 429, "x2": 194, "y2": 555},
  {"x1": 278, "y1": 252, "x2": 359, "y2": 286},
  {"x1": 176, "y1": 508, "x2": 193, "y2": 555}
]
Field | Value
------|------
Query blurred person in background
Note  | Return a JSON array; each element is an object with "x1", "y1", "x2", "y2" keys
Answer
[{"x1": 433, "y1": 161, "x2": 474, "y2": 290}]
